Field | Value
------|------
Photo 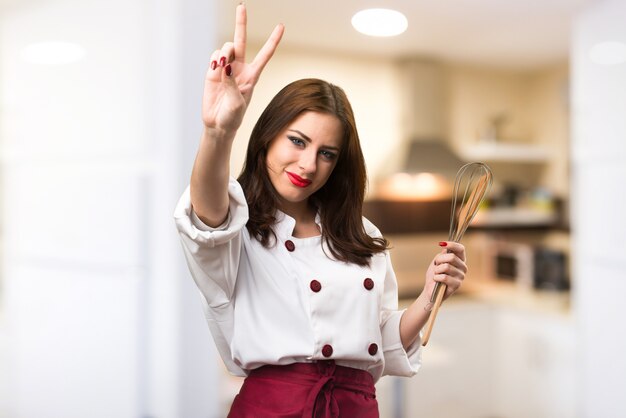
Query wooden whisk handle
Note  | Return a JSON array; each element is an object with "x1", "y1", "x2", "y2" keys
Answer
[{"x1": 422, "y1": 282, "x2": 447, "y2": 346}]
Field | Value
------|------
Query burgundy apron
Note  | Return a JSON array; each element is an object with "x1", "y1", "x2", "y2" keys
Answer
[{"x1": 227, "y1": 360, "x2": 379, "y2": 418}]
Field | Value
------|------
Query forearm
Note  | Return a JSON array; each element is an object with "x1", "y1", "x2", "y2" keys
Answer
[
  {"x1": 399, "y1": 291, "x2": 432, "y2": 349},
  {"x1": 190, "y1": 127, "x2": 237, "y2": 227}
]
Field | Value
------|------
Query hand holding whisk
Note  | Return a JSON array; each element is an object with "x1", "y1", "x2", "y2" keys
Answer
[{"x1": 421, "y1": 162, "x2": 493, "y2": 346}]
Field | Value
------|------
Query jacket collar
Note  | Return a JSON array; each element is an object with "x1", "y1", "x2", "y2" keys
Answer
[{"x1": 274, "y1": 209, "x2": 322, "y2": 238}]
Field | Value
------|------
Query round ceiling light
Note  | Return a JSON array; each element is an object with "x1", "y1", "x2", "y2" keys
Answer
[
  {"x1": 351, "y1": 8, "x2": 408, "y2": 37},
  {"x1": 20, "y1": 41, "x2": 86, "y2": 65},
  {"x1": 589, "y1": 41, "x2": 626, "y2": 66}
]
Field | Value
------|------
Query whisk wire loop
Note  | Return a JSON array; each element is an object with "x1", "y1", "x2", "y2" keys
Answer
[{"x1": 423, "y1": 162, "x2": 493, "y2": 346}]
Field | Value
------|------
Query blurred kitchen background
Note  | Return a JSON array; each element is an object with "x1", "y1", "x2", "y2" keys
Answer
[{"x1": 1, "y1": 0, "x2": 625, "y2": 417}]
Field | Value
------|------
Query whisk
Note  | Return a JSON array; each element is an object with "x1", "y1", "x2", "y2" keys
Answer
[{"x1": 421, "y1": 162, "x2": 493, "y2": 346}]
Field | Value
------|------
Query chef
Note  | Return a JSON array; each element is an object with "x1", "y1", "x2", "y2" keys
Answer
[{"x1": 174, "y1": 4, "x2": 467, "y2": 417}]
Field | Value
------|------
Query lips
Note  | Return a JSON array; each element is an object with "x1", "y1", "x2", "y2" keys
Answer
[{"x1": 286, "y1": 171, "x2": 312, "y2": 187}]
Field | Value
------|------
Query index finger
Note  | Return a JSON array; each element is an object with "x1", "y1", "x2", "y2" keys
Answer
[
  {"x1": 250, "y1": 23, "x2": 284, "y2": 78},
  {"x1": 233, "y1": 3, "x2": 247, "y2": 62},
  {"x1": 441, "y1": 241, "x2": 466, "y2": 260}
]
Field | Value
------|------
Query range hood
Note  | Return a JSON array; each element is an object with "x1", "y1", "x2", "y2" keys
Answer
[
  {"x1": 403, "y1": 140, "x2": 464, "y2": 176},
  {"x1": 366, "y1": 59, "x2": 467, "y2": 227},
  {"x1": 396, "y1": 58, "x2": 463, "y2": 179}
]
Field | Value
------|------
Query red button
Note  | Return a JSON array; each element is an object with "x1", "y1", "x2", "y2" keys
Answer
[
  {"x1": 322, "y1": 344, "x2": 333, "y2": 358},
  {"x1": 310, "y1": 280, "x2": 322, "y2": 292},
  {"x1": 285, "y1": 240, "x2": 295, "y2": 252},
  {"x1": 363, "y1": 278, "x2": 374, "y2": 290},
  {"x1": 368, "y1": 343, "x2": 378, "y2": 356}
]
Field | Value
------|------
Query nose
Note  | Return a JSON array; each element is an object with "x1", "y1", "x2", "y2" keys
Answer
[{"x1": 298, "y1": 148, "x2": 317, "y2": 175}]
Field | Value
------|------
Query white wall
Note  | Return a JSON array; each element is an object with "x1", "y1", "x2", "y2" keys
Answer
[
  {"x1": 0, "y1": 0, "x2": 220, "y2": 416},
  {"x1": 572, "y1": 1, "x2": 626, "y2": 416}
]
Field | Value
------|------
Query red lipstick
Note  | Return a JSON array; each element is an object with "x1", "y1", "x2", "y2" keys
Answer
[{"x1": 286, "y1": 171, "x2": 312, "y2": 187}]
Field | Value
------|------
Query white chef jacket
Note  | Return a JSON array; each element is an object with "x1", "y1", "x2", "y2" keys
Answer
[{"x1": 174, "y1": 177, "x2": 422, "y2": 383}]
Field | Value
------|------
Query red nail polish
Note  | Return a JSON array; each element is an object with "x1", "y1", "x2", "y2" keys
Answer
[
  {"x1": 210, "y1": 60, "x2": 217, "y2": 70},
  {"x1": 439, "y1": 241, "x2": 447, "y2": 247},
  {"x1": 225, "y1": 64, "x2": 232, "y2": 76},
  {"x1": 219, "y1": 57, "x2": 226, "y2": 67}
]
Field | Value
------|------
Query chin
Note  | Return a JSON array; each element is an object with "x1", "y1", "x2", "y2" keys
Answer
[
  {"x1": 281, "y1": 192, "x2": 310, "y2": 204},
  {"x1": 276, "y1": 185, "x2": 312, "y2": 203}
]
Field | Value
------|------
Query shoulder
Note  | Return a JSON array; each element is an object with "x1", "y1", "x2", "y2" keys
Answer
[{"x1": 362, "y1": 216, "x2": 383, "y2": 239}]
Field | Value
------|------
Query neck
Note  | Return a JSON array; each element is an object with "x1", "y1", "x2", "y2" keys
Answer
[
  {"x1": 278, "y1": 199, "x2": 320, "y2": 238},
  {"x1": 278, "y1": 199, "x2": 314, "y2": 223}
]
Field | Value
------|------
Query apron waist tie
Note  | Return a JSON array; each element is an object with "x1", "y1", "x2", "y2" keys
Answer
[{"x1": 246, "y1": 360, "x2": 376, "y2": 418}]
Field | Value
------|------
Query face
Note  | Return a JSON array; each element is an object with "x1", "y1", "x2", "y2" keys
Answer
[{"x1": 266, "y1": 111, "x2": 343, "y2": 211}]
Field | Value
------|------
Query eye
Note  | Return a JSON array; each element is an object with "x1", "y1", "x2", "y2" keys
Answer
[
  {"x1": 319, "y1": 149, "x2": 337, "y2": 161},
  {"x1": 288, "y1": 136, "x2": 305, "y2": 147}
]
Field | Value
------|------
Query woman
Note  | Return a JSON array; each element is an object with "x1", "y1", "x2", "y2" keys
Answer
[{"x1": 174, "y1": 4, "x2": 467, "y2": 417}]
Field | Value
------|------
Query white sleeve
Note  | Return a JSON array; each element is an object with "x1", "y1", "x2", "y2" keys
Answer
[
  {"x1": 173, "y1": 177, "x2": 249, "y2": 308},
  {"x1": 379, "y1": 251, "x2": 423, "y2": 377},
  {"x1": 362, "y1": 217, "x2": 422, "y2": 377}
]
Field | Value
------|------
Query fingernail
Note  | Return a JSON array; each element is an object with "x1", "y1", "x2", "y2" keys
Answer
[
  {"x1": 225, "y1": 64, "x2": 232, "y2": 76},
  {"x1": 210, "y1": 60, "x2": 217, "y2": 70},
  {"x1": 439, "y1": 241, "x2": 448, "y2": 247},
  {"x1": 219, "y1": 57, "x2": 226, "y2": 67}
]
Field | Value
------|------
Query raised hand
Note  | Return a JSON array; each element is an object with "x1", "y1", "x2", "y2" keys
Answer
[{"x1": 202, "y1": 4, "x2": 284, "y2": 134}]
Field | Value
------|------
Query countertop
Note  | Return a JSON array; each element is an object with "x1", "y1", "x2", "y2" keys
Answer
[
  {"x1": 462, "y1": 280, "x2": 571, "y2": 317},
  {"x1": 400, "y1": 280, "x2": 571, "y2": 318}
]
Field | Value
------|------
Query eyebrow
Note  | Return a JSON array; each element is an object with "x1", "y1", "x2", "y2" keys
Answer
[{"x1": 288, "y1": 129, "x2": 341, "y2": 151}]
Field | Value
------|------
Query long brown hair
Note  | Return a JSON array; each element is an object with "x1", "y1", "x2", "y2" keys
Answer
[{"x1": 237, "y1": 78, "x2": 388, "y2": 266}]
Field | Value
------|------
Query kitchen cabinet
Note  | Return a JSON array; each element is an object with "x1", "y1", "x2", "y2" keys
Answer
[
  {"x1": 377, "y1": 291, "x2": 576, "y2": 418},
  {"x1": 364, "y1": 200, "x2": 452, "y2": 234},
  {"x1": 378, "y1": 299, "x2": 496, "y2": 418},
  {"x1": 407, "y1": 300, "x2": 495, "y2": 418},
  {"x1": 492, "y1": 308, "x2": 577, "y2": 418}
]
